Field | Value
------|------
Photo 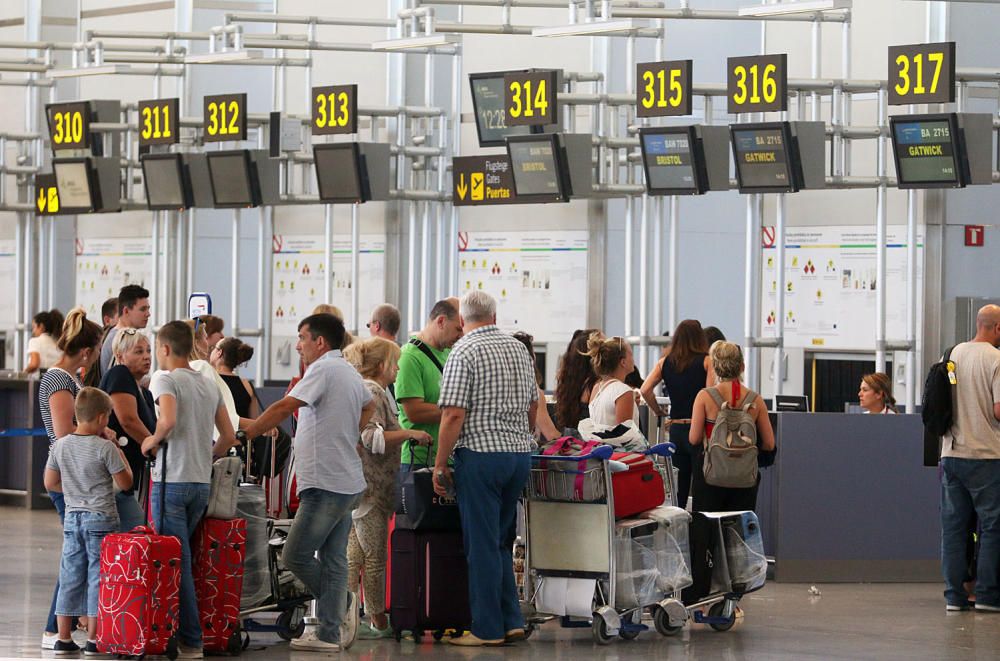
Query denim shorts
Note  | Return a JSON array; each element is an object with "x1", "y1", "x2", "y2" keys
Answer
[{"x1": 56, "y1": 511, "x2": 118, "y2": 617}]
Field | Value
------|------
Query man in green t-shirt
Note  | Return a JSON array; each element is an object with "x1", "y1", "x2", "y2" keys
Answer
[{"x1": 396, "y1": 298, "x2": 463, "y2": 466}]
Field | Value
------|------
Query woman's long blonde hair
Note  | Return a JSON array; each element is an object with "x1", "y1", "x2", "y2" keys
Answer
[{"x1": 343, "y1": 337, "x2": 401, "y2": 379}]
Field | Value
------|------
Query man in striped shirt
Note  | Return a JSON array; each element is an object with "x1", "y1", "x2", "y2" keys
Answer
[{"x1": 433, "y1": 291, "x2": 538, "y2": 646}]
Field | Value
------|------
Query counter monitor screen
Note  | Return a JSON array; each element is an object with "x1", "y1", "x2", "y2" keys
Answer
[
  {"x1": 507, "y1": 135, "x2": 568, "y2": 202},
  {"x1": 53, "y1": 159, "x2": 94, "y2": 211},
  {"x1": 470, "y1": 72, "x2": 535, "y2": 147},
  {"x1": 641, "y1": 127, "x2": 701, "y2": 195},
  {"x1": 207, "y1": 151, "x2": 257, "y2": 208},
  {"x1": 891, "y1": 115, "x2": 962, "y2": 188},
  {"x1": 314, "y1": 143, "x2": 366, "y2": 203},
  {"x1": 142, "y1": 154, "x2": 188, "y2": 210},
  {"x1": 731, "y1": 124, "x2": 795, "y2": 193}
]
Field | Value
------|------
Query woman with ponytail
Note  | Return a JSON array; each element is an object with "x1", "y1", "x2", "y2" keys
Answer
[
  {"x1": 26, "y1": 309, "x2": 64, "y2": 373},
  {"x1": 211, "y1": 337, "x2": 259, "y2": 418},
  {"x1": 39, "y1": 308, "x2": 105, "y2": 649},
  {"x1": 585, "y1": 333, "x2": 640, "y2": 428}
]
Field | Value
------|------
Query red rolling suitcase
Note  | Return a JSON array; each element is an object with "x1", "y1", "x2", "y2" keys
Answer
[
  {"x1": 192, "y1": 517, "x2": 246, "y2": 655},
  {"x1": 389, "y1": 528, "x2": 471, "y2": 642},
  {"x1": 97, "y1": 444, "x2": 181, "y2": 658},
  {"x1": 611, "y1": 451, "x2": 665, "y2": 519}
]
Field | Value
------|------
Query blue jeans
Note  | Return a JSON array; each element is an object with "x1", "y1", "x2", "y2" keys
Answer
[
  {"x1": 151, "y1": 482, "x2": 210, "y2": 648},
  {"x1": 454, "y1": 448, "x2": 530, "y2": 640},
  {"x1": 284, "y1": 488, "x2": 361, "y2": 644},
  {"x1": 56, "y1": 511, "x2": 118, "y2": 617},
  {"x1": 46, "y1": 491, "x2": 76, "y2": 634},
  {"x1": 116, "y1": 491, "x2": 147, "y2": 533},
  {"x1": 941, "y1": 457, "x2": 1000, "y2": 607}
]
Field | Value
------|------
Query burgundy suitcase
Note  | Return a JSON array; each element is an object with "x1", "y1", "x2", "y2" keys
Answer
[
  {"x1": 611, "y1": 451, "x2": 665, "y2": 519},
  {"x1": 97, "y1": 526, "x2": 182, "y2": 658},
  {"x1": 192, "y1": 517, "x2": 246, "y2": 655},
  {"x1": 389, "y1": 528, "x2": 471, "y2": 642}
]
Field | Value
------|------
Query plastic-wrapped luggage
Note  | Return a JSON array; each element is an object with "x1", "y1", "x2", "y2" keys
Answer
[
  {"x1": 613, "y1": 507, "x2": 693, "y2": 609},
  {"x1": 192, "y1": 517, "x2": 245, "y2": 655},
  {"x1": 718, "y1": 511, "x2": 767, "y2": 594},
  {"x1": 683, "y1": 511, "x2": 767, "y2": 603},
  {"x1": 237, "y1": 483, "x2": 270, "y2": 609}
]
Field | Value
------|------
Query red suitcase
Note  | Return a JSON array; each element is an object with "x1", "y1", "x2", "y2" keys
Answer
[
  {"x1": 611, "y1": 451, "x2": 665, "y2": 519},
  {"x1": 97, "y1": 526, "x2": 182, "y2": 659},
  {"x1": 192, "y1": 517, "x2": 246, "y2": 655}
]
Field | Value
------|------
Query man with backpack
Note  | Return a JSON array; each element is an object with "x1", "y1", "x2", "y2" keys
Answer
[{"x1": 938, "y1": 304, "x2": 1000, "y2": 613}]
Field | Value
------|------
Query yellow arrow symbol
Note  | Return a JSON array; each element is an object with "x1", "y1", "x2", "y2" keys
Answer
[
  {"x1": 37, "y1": 187, "x2": 46, "y2": 213},
  {"x1": 456, "y1": 173, "x2": 468, "y2": 201}
]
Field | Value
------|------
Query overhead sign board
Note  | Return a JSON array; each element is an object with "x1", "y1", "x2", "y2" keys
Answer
[
  {"x1": 35, "y1": 173, "x2": 60, "y2": 215},
  {"x1": 727, "y1": 54, "x2": 787, "y2": 114},
  {"x1": 311, "y1": 84, "x2": 358, "y2": 135},
  {"x1": 888, "y1": 42, "x2": 955, "y2": 106},
  {"x1": 453, "y1": 155, "x2": 519, "y2": 206},
  {"x1": 504, "y1": 69, "x2": 559, "y2": 127},
  {"x1": 203, "y1": 93, "x2": 248, "y2": 142},
  {"x1": 636, "y1": 60, "x2": 693, "y2": 118},
  {"x1": 138, "y1": 98, "x2": 179, "y2": 146},
  {"x1": 46, "y1": 101, "x2": 91, "y2": 151}
]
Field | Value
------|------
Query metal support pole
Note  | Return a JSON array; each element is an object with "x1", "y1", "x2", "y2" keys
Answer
[
  {"x1": 13, "y1": 213, "x2": 24, "y2": 371},
  {"x1": 186, "y1": 209, "x2": 195, "y2": 300},
  {"x1": 175, "y1": 212, "x2": 185, "y2": 318},
  {"x1": 774, "y1": 193, "x2": 787, "y2": 396},
  {"x1": 905, "y1": 189, "x2": 918, "y2": 413},
  {"x1": 256, "y1": 207, "x2": 266, "y2": 386},
  {"x1": 874, "y1": 88, "x2": 889, "y2": 373},
  {"x1": 231, "y1": 209, "x2": 240, "y2": 337},
  {"x1": 262, "y1": 205, "x2": 274, "y2": 381},
  {"x1": 652, "y1": 197, "x2": 662, "y2": 342},
  {"x1": 667, "y1": 195, "x2": 678, "y2": 333},
  {"x1": 420, "y1": 48, "x2": 434, "y2": 323},
  {"x1": 351, "y1": 203, "x2": 361, "y2": 335},
  {"x1": 435, "y1": 113, "x2": 447, "y2": 301},
  {"x1": 744, "y1": 195, "x2": 760, "y2": 390},
  {"x1": 151, "y1": 211, "x2": 160, "y2": 328},
  {"x1": 324, "y1": 204, "x2": 333, "y2": 303},
  {"x1": 639, "y1": 193, "x2": 650, "y2": 372},
  {"x1": 47, "y1": 218, "x2": 56, "y2": 308},
  {"x1": 624, "y1": 195, "x2": 634, "y2": 337}
]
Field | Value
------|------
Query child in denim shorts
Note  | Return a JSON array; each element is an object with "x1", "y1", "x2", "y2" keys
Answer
[{"x1": 44, "y1": 387, "x2": 133, "y2": 655}]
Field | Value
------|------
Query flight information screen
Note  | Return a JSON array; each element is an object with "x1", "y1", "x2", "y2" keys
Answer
[
  {"x1": 641, "y1": 129, "x2": 699, "y2": 194},
  {"x1": 732, "y1": 125, "x2": 793, "y2": 192},
  {"x1": 508, "y1": 137, "x2": 565, "y2": 200},
  {"x1": 470, "y1": 73, "x2": 534, "y2": 147},
  {"x1": 892, "y1": 118, "x2": 960, "y2": 186}
]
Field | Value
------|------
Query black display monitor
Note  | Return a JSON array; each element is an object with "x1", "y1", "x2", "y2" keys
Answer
[
  {"x1": 206, "y1": 150, "x2": 261, "y2": 208},
  {"x1": 640, "y1": 126, "x2": 707, "y2": 195},
  {"x1": 469, "y1": 71, "x2": 539, "y2": 148},
  {"x1": 313, "y1": 143, "x2": 370, "y2": 204},
  {"x1": 53, "y1": 158, "x2": 100, "y2": 212},
  {"x1": 890, "y1": 113, "x2": 965, "y2": 189},
  {"x1": 775, "y1": 394, "x2": 810, "y2": 412},
  {"x1": 506, "y1": 134, "x2": 571, "y2": 203},
  {"x1": 731, "y1": 122, "x2": 799, "y2": 193},
  {"x1": 141, "y1": 153, "x2": 193, "y2": 210}
]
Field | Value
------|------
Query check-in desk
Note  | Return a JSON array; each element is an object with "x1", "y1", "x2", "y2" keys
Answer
[
  {"x1": 755, "y1": 412, "x2": 940, "y2": 582},
  {"x1": 0, "y1": 373, "x2": 52, "y2": 509}
]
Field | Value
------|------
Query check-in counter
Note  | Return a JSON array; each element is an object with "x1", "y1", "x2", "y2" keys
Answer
[
  {"x1": 0, "y1": 373, "x2": 52, "y2": 509},
  {"x1": 755, "y1": 412, "x2": 939, "y2": 582}
]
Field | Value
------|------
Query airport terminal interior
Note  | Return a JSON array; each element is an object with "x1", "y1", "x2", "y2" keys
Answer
[{"x1": 3, "y1": 0, "x2": 1000, "y2": 659}]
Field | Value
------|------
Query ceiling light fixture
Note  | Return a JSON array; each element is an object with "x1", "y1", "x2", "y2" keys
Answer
[
  {"x1": 48, "y1": 64, "x2": 131, "y2": 78},
  {"x1": 371, "y1": 34, "x2": 461, "y2": 51},
  {"x1": 532, "y1": 19, "x2": 639, "y2": 38},
  {"x1": 738, "y1": 0, "x2": 852, "y2": 17},
  {"x1": 184, "y1": 50, "x2": 263, "y2": 64}
]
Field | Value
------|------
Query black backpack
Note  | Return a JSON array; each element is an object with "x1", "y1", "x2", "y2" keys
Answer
[{"x1": 922, "y1": 345, "x2": 957, "y2": 438}]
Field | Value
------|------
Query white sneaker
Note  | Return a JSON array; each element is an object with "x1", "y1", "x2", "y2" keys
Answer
[
  {"x1": 41, "y1": 632, "x2": 58, "y2": 650},
  {"x1": 290, "y1": 627, "x2": 341, "y2": 652},
  {"x1": 340, "y1": 591, "x2": 359, "y2": 651},
  {"x1": 72, "y1": 629, "x2": 89, "y2": 648}
]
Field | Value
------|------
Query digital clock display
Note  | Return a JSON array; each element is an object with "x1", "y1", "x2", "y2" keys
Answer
[{"x1": 470, "y1": 72, "x2": 534, "y2": 147}]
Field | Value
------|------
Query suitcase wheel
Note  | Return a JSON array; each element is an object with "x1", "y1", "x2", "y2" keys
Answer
[
  {"x1": 432, "y1": 630, "x2": 444, "y2": 642},
  {"x1": 226, "y1": 631, "x2": 242, "y2": 656},
  {"x1": 165, "y1": 634, "x2": 179, "y2": 660}
]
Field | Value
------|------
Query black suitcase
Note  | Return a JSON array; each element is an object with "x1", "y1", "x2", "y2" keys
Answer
[
  {"x1": 389, "y1": 528, "x2": 471, "y2": 642},
  {"x1": 681, "y1": 512, "x2": 723, "y2": 604}
]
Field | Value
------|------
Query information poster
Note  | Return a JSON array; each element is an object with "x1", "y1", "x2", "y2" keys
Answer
[
  {"x1": 760, "y1": 226, "x2": 924, "y2": 350},
  {"x1": 75, "y1": 238, "x2": 153, "y2": 319},
  {"x1": 0, "y1": 240, "x2": 16, "y2": 365},
  {"x1": 270, "y1": 234, "x2": 386, "y2": 379},
  {"x1": 458, "y1": 230, "x2": 587, "y2": 343}
]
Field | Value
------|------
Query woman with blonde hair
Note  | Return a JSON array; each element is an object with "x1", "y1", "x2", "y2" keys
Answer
[
  {"x1": 859, "y1": 372, "x2": 897, "y2": 414},
  {"x1": 689, "y1": 341, "x2": 775, "y2": 512},
  {"x1": 585, "y1": 333, "x2": 639, "y2": 428},
  {"x1": 343, "y1": 337, "x2": 432, "y2": 638}
]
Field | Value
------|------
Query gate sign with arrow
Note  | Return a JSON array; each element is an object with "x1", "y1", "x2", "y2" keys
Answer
[
  {"x1": 35, "y1": 173, "x2": 60, "y2": 216},
  {"x1": 452, "y1": 155, "x2": 520, "y2": 206}
]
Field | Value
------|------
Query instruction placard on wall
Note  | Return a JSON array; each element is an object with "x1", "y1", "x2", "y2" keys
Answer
[
  {"x1": 75, "y1": 238, "x2": 153, "y2": 319},
  {"x1": 458, "y1": 230, "x2": 588, "y2": 343},
  {"x1": 760, "y1": 226, "x2": 924, "y2": 350},
  {"x1": 270, "y1": 234, "x2": 386, "y2": 379},
  {"x1": 0, "y1": 240, "x2": 16, "y2": 362}
]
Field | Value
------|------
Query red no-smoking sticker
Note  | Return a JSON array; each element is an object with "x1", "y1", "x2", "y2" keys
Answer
[{"x1": 762, "y1": 226, "x2": 776, "y2": 248}]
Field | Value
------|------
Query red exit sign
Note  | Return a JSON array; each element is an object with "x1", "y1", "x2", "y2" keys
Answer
[{"x1": 965, "y1": 225, "x2": 984, "y2": 247}]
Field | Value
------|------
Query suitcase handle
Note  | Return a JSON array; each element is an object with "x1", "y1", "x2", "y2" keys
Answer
[{"x1": 644, "y1": 442, "x2": 676, "y2": 458}]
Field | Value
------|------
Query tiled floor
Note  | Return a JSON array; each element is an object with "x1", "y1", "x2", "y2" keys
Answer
[{"x1": 1, "y1": 506, "x2": 996, "y2": 660}]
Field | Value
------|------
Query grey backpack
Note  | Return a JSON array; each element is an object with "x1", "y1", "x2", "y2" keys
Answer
[{"x1": 703, "y1": 387, "x2": 759, "y2": 489}]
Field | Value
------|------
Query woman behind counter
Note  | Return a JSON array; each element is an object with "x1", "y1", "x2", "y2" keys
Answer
[{"x1": 859, "y1": 372, "x2": 898, "y2": 414}]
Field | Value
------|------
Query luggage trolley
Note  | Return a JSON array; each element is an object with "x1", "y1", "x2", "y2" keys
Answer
[{"x1": 522, "y1": 443, "x2": 690, "y2": 644}]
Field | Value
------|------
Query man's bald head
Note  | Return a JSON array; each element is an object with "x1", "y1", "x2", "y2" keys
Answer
[{"x1": 977, "y1": 304, "x2": 1000, "y2": 330}]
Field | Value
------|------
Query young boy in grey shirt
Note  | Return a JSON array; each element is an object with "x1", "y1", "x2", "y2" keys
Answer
[
  {"x1": 44, "y1": 387, "x2": 133, "y2": 656},
  {"x1": 141, "y1": 320, "x2": 238, "y2": 659}
]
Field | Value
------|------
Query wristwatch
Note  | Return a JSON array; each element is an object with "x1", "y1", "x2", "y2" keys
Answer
[{"x1": 235, "y1": 430, "x2": 248, "y2": 444}]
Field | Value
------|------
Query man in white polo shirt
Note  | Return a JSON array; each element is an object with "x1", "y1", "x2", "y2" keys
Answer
[{"x1": 242, "y1": 313, "x2": 375, "y2": 652}]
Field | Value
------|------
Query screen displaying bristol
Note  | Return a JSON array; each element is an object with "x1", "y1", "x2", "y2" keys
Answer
[
  {"x1": 642, "y1": 131, "x2": 696, "y2": 191},
  {"x1": 893, "y1": 120, "x2": 958, "y2": 184}
]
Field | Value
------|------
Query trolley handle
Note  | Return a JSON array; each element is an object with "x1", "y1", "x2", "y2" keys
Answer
[
  {"x1": 644, "y1": 442, "x2": 677, "y2": 458},
  {"x1": 531, "y1": 444, "x2": 615, "y2": 464}
]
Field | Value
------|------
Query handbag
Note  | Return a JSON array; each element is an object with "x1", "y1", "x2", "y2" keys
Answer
[
  {"x1": 395, "y1": 454, "x2": 461, "y2": 531},
  {"x1": 205, "y1": 455, "x2": 242, "y2": 520}
]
